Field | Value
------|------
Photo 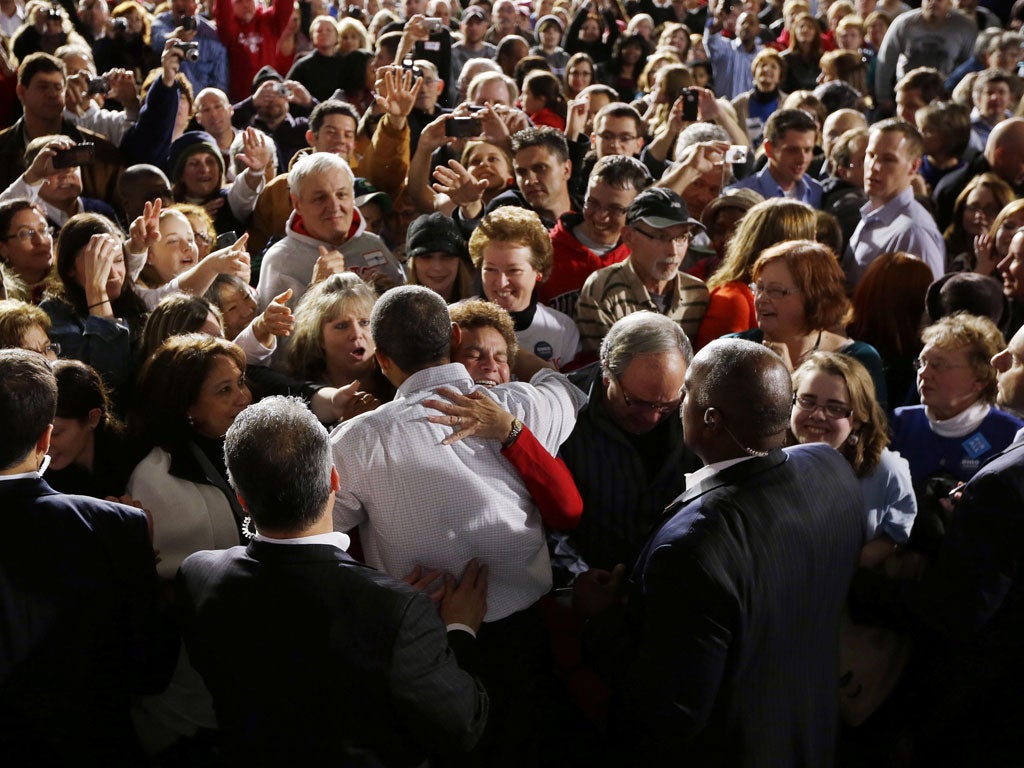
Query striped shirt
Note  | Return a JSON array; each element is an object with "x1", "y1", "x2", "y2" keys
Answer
[{"x1": 576, "y1": 258, "x2": 710, "y2": 351}]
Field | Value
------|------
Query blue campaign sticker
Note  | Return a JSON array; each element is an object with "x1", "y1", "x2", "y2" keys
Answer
[{"x1": 962, "y1": 432, "x2": 992, "y2": 460}]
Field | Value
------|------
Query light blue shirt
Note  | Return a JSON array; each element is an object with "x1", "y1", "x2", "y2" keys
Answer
[
  {"x1": 843, "y1": 185, "x2": 945, "y2": 288},
  {"x1": 726, "y1": 163, "x2": 823, "y2": 207},
  {"x1": 703, "y1": 28, "x2": 761, "y2": 101},
  {"x1": 859, "y1": 447, "x2": 917, "y2": 543}
]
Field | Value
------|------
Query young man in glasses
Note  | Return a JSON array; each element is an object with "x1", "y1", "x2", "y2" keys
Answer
[
  {"x1": 577, "y1": 187, "x2": 709, "y2": 353},
  {"x1": 543, "y1": 155, "x2": 651, "y2": 318}
]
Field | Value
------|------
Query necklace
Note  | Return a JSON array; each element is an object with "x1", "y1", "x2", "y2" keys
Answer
[{"x1": 795, "y1": 329, "x2": 823, "y2": 365}]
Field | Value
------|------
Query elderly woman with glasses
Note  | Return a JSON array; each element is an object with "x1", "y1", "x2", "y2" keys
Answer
[
  {"x1": 0, "y1": 297, "x2": 59, "y2": 358},
  {"x1": 790, "y1": 352, "x2": 916, "y2": 567},
  {"x1": 732, "y1": 239, "x2": 888, "y2": 410},
  {"x1": 891, "y1": 314, "x2": 1023, "y2": 491}
]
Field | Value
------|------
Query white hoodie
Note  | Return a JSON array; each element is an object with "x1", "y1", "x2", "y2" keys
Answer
[{"x1": 256, "y1": 208, "x2": 405, "y2": 313}]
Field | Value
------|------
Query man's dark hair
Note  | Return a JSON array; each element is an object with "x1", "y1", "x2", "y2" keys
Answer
[
  {"x1": 375, "y1": 31, "x2": 403, "y2": 59},
  {"x1": 511, "y1": 126, "x2": 569, "y2": 163},
  {"x1": 895, "y1": 67, "x2": 946, "y2": 104},
  {"x1": 916, "y1": 101, "x2": 971, "y2": 158},
  {"x1": 371, "y1": 285, "x2": 452, "y2": 373},
  {"x1": 594, "y1": 102, "x2": 644, "y2": 137},
  {"x1": 0, "y1": 199, "x2": 36, "y2": 238},
  {"x1": 225, "y1": 396, "x2": 333, "y2": 533},
  {"x1": 0, "y1": 349, "x2": 57, "y2": 470},
  {"x1": 588, "y1": 154, "x2": 651, "y2": 191},
  {"x1": 18, "y1": 52, "x2": 65, "y2": 88},
  {"x1": 764, "y1": 108, "x2": 818, "y2": 145},
  {"x1": 310, "y1": 99, "x2": 360, "y2": 134}
]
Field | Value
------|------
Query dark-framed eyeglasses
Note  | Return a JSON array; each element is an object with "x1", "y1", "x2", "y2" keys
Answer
[
  {"x1": 617, "y1": 379, "x2": 683, "y2": 414},
  {"x1": 792, "y1": 393, "x2": 853, "y2": 420}
]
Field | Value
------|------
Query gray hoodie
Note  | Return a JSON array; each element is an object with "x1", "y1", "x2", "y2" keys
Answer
[{"x1": 256, "y1": 208, "x2": 405, "y2": 313}]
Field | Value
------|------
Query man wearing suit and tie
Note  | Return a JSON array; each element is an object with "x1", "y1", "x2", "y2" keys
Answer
[
  {"x1": 576, "y1": 338, "x2": 865, "y2": 765},
  {"x1": 850, "y1": 323, "x2": 1024, "y2": 765},
  {"x1": 175, "y1": 395, "x2": 489, "y2": 766},
  {"x1": 0, "y1": 349, "x2": 178, "y2": 766}
]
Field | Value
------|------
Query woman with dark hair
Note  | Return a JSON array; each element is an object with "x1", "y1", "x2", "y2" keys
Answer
[
  {"x1": 732, "y1": 239, "x2": 888, "y2": 408},
  {"x1": 944, "y1": 173, "x2": 1015, "y2": 273},
  {"x1": 0, "y1": 199, "x2": 55, "y2": 304},
  {"x1": 338, "y1": 48, "x2": 375, "y2": 114},
  {"x1": 781, "y1": 12, "x2": 823, "y2": 92},
  {"x1": 522, "y1": 70, "x2": 568, "y2": 130},
  {"x1": 564, "y1": 5, "x2": 618, "y2": 63},
  {"x1": 45, "y1": 359, "x2": 143, "y2": 498},
  {"x1": 40, "y1": 213, "x2": 147, "y2": 396},
  {"x1": 848, "y1": 252, "x2": 934, "y2": 410},
  {"x1": 563, "y1": 52, "x2": 596, "y2": 98},
  {"x1": 598, "y1": 33, "x2": 652, "y2": 102},
  {"x1": 125, "y1": 333, "x2": 249, "y2": 755}
]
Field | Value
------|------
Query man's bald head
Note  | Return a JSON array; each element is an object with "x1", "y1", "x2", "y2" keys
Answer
[
  {"x1": 823, "y1": 108, "x2": 868, "y2": 156},
  {"x1": 684, "y1": 339, "x2": 793, "y2": 460},
  {"x1": 986, "y1": 117, "x2": 1024, "y2": 188}
]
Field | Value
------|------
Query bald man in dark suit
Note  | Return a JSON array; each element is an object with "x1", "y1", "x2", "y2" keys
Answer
[{"x1": 577, "y1": 339, "x2": 865, "y2": 766}]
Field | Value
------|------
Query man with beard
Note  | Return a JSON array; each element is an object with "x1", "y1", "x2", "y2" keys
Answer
[{"x1": 577, "y1": 187, "x2": 709, "y2": 351}]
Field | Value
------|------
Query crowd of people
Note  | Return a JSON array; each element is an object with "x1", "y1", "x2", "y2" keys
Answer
[{"x1": 3, "y1": 0, "x2": 1024, "y2": 763}]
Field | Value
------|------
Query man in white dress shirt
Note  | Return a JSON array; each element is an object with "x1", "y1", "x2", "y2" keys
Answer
[{"x1": 330, "y1": 284, "x2": 585, "y2": 762}]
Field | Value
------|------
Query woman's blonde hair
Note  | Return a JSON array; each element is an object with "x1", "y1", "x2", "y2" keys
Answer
[
  {"x1": 920, "y1": 313, "x2": 1005, "y2": 405},
  {"x1": 287, "y1": 272, "x2": 378, "y2": 381},
  {"x1": 707, "y1": 198, "x2": 816, "y2": 290},
  {"x1": 337, "y1": 16, "x2": 369, "y2": 49},
  {"x1": 792, "y1": 351, "x2": 889, "y2": 477}
]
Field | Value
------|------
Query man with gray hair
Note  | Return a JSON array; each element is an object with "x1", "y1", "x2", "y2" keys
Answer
[
  {"x1": 556, "y1": 311, "x2": 701, "y2": 577},
  {"x1": 176, "y1": 396, "x2": 489, "y2": 766},
  {"x1": 255, "y1": 152, "x2": 404, "y2": 315},
  {"x1": 575, "y1": 338, "x2": 864, "y2": 763},
  {"x1": 331, "y1": 284, "x2": 584, "y2": 761},
  {"x1": 656, "y1": 122, "x2": 733, "y2": 224}
]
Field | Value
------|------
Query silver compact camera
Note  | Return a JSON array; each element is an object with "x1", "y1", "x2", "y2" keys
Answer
[{"x1": 725, "y1": 145, "x2": 749, "y2": 164}]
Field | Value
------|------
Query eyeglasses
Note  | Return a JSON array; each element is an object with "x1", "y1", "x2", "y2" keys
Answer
[
  {"x1": 792, "y1": 393, "x2": 853, "y2": 419},
  {"x1": 4, "y1": 225, "x2": 54, "y2": 243},
  {"x1": 750, "y1": 282, "x2": 800, "y2": 300},
  {"x1": 583, "y1": 198, "x2": 629, "y2": 218},
  {"x1": 597, "y1": 131, "x2": 639, "y2": 144},
  {"x1": 912, "y1": 356, "x2": 971, "y2": 373},
  {"x1": 633, "y1": 227, "x2": 694, "y2": 246},
  {"x1": 965, "y1": 202, "x2": 1001, "y2": 218},
  {"x1": 28, "y1": 341, "x2": 61, "y2": 358},
  {"x1": 617, "y1": 379, "x2": 683, "y2": 414}
]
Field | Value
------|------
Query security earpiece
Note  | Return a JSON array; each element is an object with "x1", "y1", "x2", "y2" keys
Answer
[{"x1": 704, "y1": 408, "x2": 716, "y2": 426}]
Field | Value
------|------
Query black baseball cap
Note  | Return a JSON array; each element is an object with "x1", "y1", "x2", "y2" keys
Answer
[
  {"x1": 406, "y1": 212, "x2": 467, "y2": 259},
  {"x1": 626, "y1": 187, "x2": 704, "y2": 230}
]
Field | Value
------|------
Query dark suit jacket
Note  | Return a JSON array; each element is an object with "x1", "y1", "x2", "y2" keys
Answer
[
  {"x1": 852, "y1": 436, "x2": 1024, "y2": 764},
  {"x1": 176, "y1": 538, "x2": 489, "y2": 767},
  {"x1": 0, "y1": 477, "x2": 178, "y2": 766},
  {"x1": 605, "y1": 444, "x2": 864, "y2": 766}
]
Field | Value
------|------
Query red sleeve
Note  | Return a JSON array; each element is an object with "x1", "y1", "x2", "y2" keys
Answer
[
  {"x1": 270, "y1": 0, "x2": 295, "y2": 34},
  {"x1": 695, "y1": 282, "x2": 757, "y2": 350},
  {"x1": 213, "y1": 0, "x2": 236, "y2": 45},
  {"x1": 501, "y1": 425, "x2": 583, "y2": 531}
]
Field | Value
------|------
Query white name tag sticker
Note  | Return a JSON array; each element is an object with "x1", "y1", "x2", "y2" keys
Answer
[
  {"x1": 424, "y1": 41, "x2": 440, "y2": 51},
  {"x1": 363, "y1": 251, "x2": 387, "y2": 267}
]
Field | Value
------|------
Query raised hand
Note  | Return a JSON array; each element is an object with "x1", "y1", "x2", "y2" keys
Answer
[
  {"x1": 432, "y1": 159, "x2": 489, "y2": 206},
  {"x1": 251, "y1": 288, "x2": 294, "y2": 345},
  {"x1": 79, "y1": 233, "x2": 121, "y2": 318},
  {"x1": 24, "y1": 136, "x2": 74, "y2": 184},
  {"x1": 127, "y1": 198, "x2": 163, "y2": 254},
  {"x1": 205, "y1": 232, "x2": 251, "y2": 282},
  {"x1": 374, "y1": 66, "x2": 423, "y2": 127},
  {"x1": 566, "y1": 95, "x2": 589, "y2": 141},
  {"x1": 236, "y1": 127, "x2": 274, "y2": 176},
  {"x1": 311, "y1": 245, "x2": 346, "y2": 285}
]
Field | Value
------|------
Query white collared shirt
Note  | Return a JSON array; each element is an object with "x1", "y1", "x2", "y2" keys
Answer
[
  {"x1": 684, "y1": 455, "x2": 755, "y2": 492},
  {"x1": 331, "y1": 364, "x2": 585, "y2": 622}
]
